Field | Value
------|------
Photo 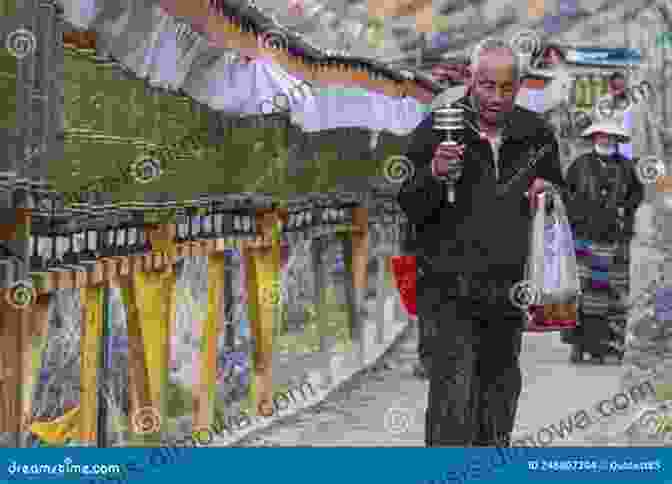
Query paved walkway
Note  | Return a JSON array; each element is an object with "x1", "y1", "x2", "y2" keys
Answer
[{"x1": 234, "y1": 323, "x2": 628, "y2": 447}]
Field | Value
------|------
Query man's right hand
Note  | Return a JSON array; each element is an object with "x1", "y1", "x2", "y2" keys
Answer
[{"x1": 431, "y1": 143, "x2": 465, "y2": 178}]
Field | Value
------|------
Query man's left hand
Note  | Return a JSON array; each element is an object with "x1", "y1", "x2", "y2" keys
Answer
[{"x1": 526, "y1": 178, "x2": 552, "y2": 211}]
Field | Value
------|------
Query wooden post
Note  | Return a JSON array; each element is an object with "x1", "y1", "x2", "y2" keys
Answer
[
  {"x1": 376, "y1": 252, "x2": 386, "y2": 345},
  {"x1": 193, "y1": 253, "x2": 226, "y2": 433},
  {"x1": 312, "y1": 237, "x2": 328, "y2": 352},
  {"x1": 0, "y1": 291, "x2": 49, "y2": 446},
  {"x1": 342, "y1": 206, "x2": 368, "y2": 364},
  {"x1": 120, "y1": 283, "x2": 153, "y2": 443},
  {"x1": 19, "y1": 294, "x2": 50, "y2": 446},
  {"x1": 244, "y1": 210, "x2": 280, "y2": 417}
]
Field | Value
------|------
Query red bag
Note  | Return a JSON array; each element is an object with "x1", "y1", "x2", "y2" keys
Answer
[
  {"x1": 391, "y1": 255, "x2": 416, "y2": 317},
  {"x1": 525, "y1": 303, "x2": 578, "y2": 332}
]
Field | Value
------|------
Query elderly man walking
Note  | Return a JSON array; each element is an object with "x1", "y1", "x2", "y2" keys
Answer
[{"x1": 397, "y1": 38, "x2": 566, "y2": 446}]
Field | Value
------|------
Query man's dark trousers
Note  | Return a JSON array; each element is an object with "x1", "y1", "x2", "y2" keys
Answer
[{"x1": 420, "y1": 269, "x2": 524, "y2": 446}]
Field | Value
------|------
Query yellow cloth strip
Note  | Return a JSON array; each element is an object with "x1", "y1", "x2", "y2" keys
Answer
[
  {"x1": 128, "y1": 269, "x2": 175, "y2": 422},
  {"x1": 80, "y1": 287, "x2": 103, "y2": 444},
  {"x1": 30, "y1": 406, "x2": 81, "y2": 445}
]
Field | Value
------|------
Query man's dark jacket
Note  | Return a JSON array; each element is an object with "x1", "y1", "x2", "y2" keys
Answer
[{"x1": 397, "y1": 96, "x2": 566, "y2": 306}]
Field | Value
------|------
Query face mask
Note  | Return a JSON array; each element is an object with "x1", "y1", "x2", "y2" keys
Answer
[{"x1": 594, "y1": 143, "x2": 617, "y2": 156}]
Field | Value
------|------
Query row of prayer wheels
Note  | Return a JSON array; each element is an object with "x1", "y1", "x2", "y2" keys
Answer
[{"x1": 23, "y1": 192, "x2": 405, "y2": 274}]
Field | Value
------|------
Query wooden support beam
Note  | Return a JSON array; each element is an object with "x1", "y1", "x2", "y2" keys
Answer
[
  {"x1": 193, "y1": 253, "x2": 226, "y2": 433},
  {"x1": 20, "y1": 294, "x2": 50, "y2": 445},
  {"x1": 0, "y1": 296, "x2": 25, "y2": 445},
  {"x1": 243, "y1": 209, "x2": 280, "y2": 417},
  {"x1": 351, "y1": 207, "x2": 369, "y2": 295},
  {"x1": 0, "y1": 206, "x2": 47, "y2": 446},
  {"x1": 349, "y1": 206, "x2": 369, "y2": 346},
  {"x1": 376, "y1": 254, "x2": 386, "y2": 345},
  {"x1": 121, "y1": 284, "x2": 153, "y2": 443}
]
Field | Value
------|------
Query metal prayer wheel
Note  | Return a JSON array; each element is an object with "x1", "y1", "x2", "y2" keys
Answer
[
  {"x1": 106, "y1": 205, "x2": 123, "y2": 258},
  {"x1": 302, "y1": 202, "x2": 313, "y2": 242},
  {"x1": 244, "y1": 212, "x2": 255, "y2": 240},
  {"x1": 114, "y1": 213, "x2": 130, "y2": 257},
  {"x1": 0, "y1": 172, "x2": 17, "y2": 207},
  {"x1": 432, "y1": 106, "x2": 465, "y2": 203},
  {"x1": 202, "y1": 199, "x2": 215, "y2": 239},
  {"x1": 182, "y1": 202, "x2": 198, "y2": 242},
  {"x1": 213, "y1": 204, "x2": 224, "y2": 238},
  {"x1": 232, "y1": 212, "x2": 242, "y2": 240},
  {"x1": 46, "y1": 224, "x2": 67, "y2": 271},
  {"x1": 283, "y1": 202, "x2": 298, "y2": 246},
  {"x1": 170, "y1": 205, "x2": 184, "y2": 242},
  {"x1": 60, "y1": 209, "x2": 80, "y2": 267},
  {"x1": 117, "y1": 202, "x2": 141, "y2": 254}
]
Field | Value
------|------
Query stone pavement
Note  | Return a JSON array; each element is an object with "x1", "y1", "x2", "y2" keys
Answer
[
  {"x1": 209, "y1": 296, "x2": 411, "y2": 446},
  {"x1": 234, "y1": 323, "x2": 629, "y2": 447}
]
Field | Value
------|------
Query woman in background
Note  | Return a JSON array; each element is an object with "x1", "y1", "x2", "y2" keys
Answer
[{"x1": 562, "y1": 119, "x2": 644, "y2": 363}]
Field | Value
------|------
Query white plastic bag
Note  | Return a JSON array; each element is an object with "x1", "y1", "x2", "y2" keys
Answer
[{"x1": 527, "y1": 189, "x2": 580, "y2": 303}]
